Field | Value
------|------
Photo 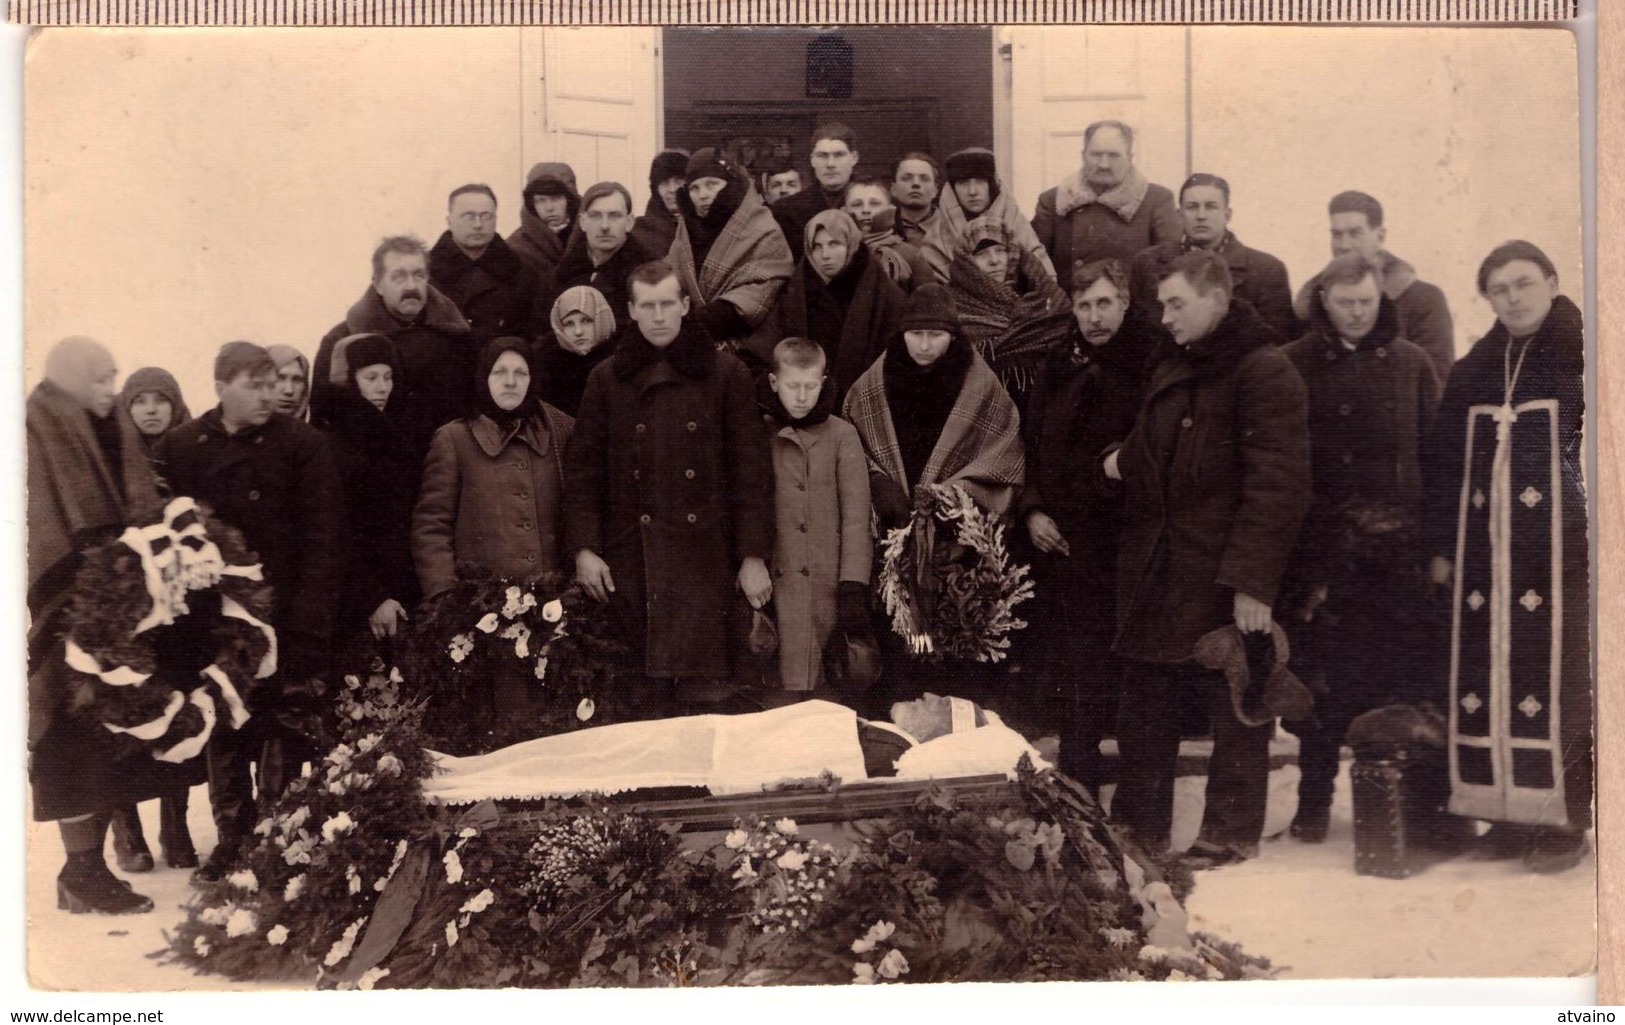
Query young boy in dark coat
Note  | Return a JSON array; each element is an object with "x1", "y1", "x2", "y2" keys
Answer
[
  {"x1": 563, "y1": 261, "x2": 774, "y2": 717},
  {"x1": 1279, "y1": 253, "x2": 1441, "y2": 842}
]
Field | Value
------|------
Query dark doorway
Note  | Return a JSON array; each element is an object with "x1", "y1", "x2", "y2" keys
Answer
[{"x1": 662, "y1": 27, "x2": 994, "y2": 185}]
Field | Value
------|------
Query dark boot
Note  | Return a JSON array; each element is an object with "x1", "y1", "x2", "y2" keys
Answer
[
  {"x1": 57, "y1": 850, "x2": 155, "y2": 915},
  {"x1": 107, "y1": 805, "x2": 154, "y2": 873},
  {"x1": 159, "y1": 790, "x2": 198, "y2": 869}
]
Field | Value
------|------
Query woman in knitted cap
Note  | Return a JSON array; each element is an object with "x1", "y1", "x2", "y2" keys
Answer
[
  {"x1": 746, "y1": 208, "x2": 904, "y2": 405},
  {"x1": 944, "y1": 215, "x2": 1073, "y2": 413},
  {"x1": 630, "y1": 149, "x2": 690, "y2": 259},
  {"x1": 266, "y1": 344, "x2": 312, "y2": 421},
  {"x1": 668, "y1": 147, "x2": 793, "y2": 353},
  {"x1": 119, "y1": 367, "x2": 192, "y2": 456},
  {"x1": 321, "y1": 333, "x2": 422, "y2": 646},
  {"x1": 536, "y1": 285, "x2": 618, "y2": 417},
  {"x1": 508, "y1": 162, "x2": 581, "y2": 283}
]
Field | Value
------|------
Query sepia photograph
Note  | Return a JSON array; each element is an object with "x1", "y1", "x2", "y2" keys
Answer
[{"x1": 15, "y1": 19, "x2": 1595, "y2": 998}]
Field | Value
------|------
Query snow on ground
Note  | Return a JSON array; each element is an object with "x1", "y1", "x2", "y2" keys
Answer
[{"x1": 24, "y1": 743, "x2": 1594, "y2": 991}]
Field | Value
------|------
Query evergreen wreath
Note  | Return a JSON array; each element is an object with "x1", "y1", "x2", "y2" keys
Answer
[
  {"x1": 60, "y1": 496, "x2": 276, "y2": 764},
  {"x1": 395, "y1": 570, "x2": 632, "y2": 755},
  {"x1": 877, "y1": 482, "x2": 1035, "y2": 663}
]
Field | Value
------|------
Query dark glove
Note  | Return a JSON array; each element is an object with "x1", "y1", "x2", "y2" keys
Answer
[
  {"x1": 837, "y1": 581, "x2": 874, "y2": 639},
  {"x1": 871, "y1": 478, "x2": 912, "y2": 531}
]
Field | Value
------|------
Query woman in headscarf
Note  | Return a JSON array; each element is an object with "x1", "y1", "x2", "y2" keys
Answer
[
  {"x1": 104, "y1": 367, "x2": 200, "y2": 872},
  {"x1": 945, "y1": 216, "x2": 1073, "y2": 414},
  {"x1": 536, "y1": 285, "x2": 618, "y2": 417},
  {"x1": 267, "y1": 344, "x2": 312, "y2": 421},
  {"x1": 668, "y1": 148, "x2": 793, "y2": 355},
  {"x1": 323, "y1": 334, "x2": 422, "y2": 647},
  {"x1": 28, "y1": 337, "x2": 169, "y2": 914},
  {"x1": 1421, "y1": 240, "x2": 1591, "y2": 874},
  {"x1": 747, "y1": 208, "x2": 905, "y2": 406}
]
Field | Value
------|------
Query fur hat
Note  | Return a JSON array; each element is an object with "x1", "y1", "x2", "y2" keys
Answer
[
  {"x1": 329, "y1": 333, "x2": 399, "y2": 387},
  {"x1": 1191, "y1": 624, "x2": 1315, "y2": 727},
  {"x1": 899, "y1": 283, "x2": 960, "y2": 335},
  {"x1": 684, "y1": 147, "x2": 734, "y2": 184},
  {"x1": 945, "y1": 147, "x2": 998, "y2": 184},
  {"x1": 648, "y1": 149, "x2": 690, "y2": 188}
]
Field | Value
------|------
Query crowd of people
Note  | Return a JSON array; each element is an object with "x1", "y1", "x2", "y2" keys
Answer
[{"x1": 26, "y1": 117, "x2": 1592, "y2": 922}]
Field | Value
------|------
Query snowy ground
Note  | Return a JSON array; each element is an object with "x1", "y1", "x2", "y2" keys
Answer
[{"x1": 22, "y1": 739, "x2": 1594, "y2": 992}]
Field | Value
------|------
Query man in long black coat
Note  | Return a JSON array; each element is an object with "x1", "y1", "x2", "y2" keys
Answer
[
  {"x1": 1018, "y1": 258, "x2": 1158, "y2": 792},
  {"x1": 429, "y1": 183, "x2": 545, "y2": 341},
  {"x1": 1103, "y1": 250, "x2": 1311, "y2": 867},
  {"x1": 155, "y1": 342, "x2": 346, "y2": 883},
  {"x1": 1280, "y1": 253, "x2": 1441, "y2": 842},
  {"x1": 563, "y1": 261, "x2": 774, "y2": 717}
]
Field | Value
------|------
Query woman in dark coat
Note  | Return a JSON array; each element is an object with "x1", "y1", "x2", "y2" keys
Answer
[
  {"x1": 1421, "y1": 240, "x2": 1590, "y2": 873},
  {"x1": 105, "y1": 367, "x2": 201, "y2": 872},
  {"x1": 747, "y1": 208, "x2": 906, "y2": 405},
  {"x1": 507, "y1": 162, "x2": 580, "y2": 284},
  {"x1": 28, "y1": 337, "x2": 167, "y2": 914},
  {"x1": 1017, "y1": 260, "x2": 1158, "y2": 791}
]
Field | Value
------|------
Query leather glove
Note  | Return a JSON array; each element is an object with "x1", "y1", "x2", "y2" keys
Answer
[
  {"x1": 871, "y1": 478, "x2": 912, "y2": 532},
  {"x1": 837, "y1": 581, "x2": 875, "y2": 641}
]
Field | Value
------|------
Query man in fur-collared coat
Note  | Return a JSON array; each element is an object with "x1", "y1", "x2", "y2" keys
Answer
[
  {"x1": 563, "y1": 261, "x2": 774, "y2": 712},
  {"x1": 429, "y1": 183, "x2": 544, "y2": 341},
  {"x1": 1102, "y1": 250, "x2": 1310, "y2": 868},
  {"x1": 1032, "y1": 120, "x2": 1180, "y2": 277}
]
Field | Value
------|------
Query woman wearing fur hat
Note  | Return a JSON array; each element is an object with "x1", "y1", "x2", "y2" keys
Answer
[
  {"x1": 507, "y1": 162, "x2": 580, "y2": 284},
  {"x1": 668, "y1": 147, "x2": 794, "y2": 354},
  {"x1": 920, "y1": 147, "x2": 1055, "y2": 285},
  {"x1": 536, "y1": 285, "x2": 618, "y2": 417},
  {"x1": 746, "y1": 208, "x2": 905, "y2": 405},
  {"x1": 630, "y1": 149, "x2": 690, "y2": 260}
]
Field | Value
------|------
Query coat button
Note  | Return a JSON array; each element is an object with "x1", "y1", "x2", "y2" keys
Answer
[
  {"x1": 521, "y1": 520, "x2": 534, "y2": 530},
  {"x1": 797, "y1": 483, "x2": 807, "y2": 491},
  {"x1": 774, "y1": 568, "x2": 783, "y2": 578},
  {"x1": 686, "y1": 421, "x2": 698, "y2": 432},
  {"x1": 1342, "y1": 452, "x2": 1354, "y2": 465},
  {"x1": 633, "y1": 470, "x2": 640, "y2": 481},
  {"x1": 525, "y1": 553, "x2": 537, "y2": 563},
  {"x1": 1325, "y1": 350, "x2": 1337, "y2": 361},
  {"x1": 1180, "y1": 417, "x2": 1193, "y2": 429},
  {"x1": 518, "y1": 490, "x2": 530, "y2": 499},
  {"x1": 686, "y1": 513, "x2": 697, "y2": 524},
  {"x1": 798, "y1": 524, "x2": 807, "y2": 533},
  {"x1": 684, "y1": 469, "x2": 696, "y2": 479},
  {"x1": 1339, "y1": 403, "x2": 1353, "y2": 416},
  {"x1": 1376, "y1": 347, "x2": 1388, "y2": 358},
  {"x1": 635, "y1": 423, "x2": 646, "y2": 433},
  {"x1": 799, "y1": 568, "x2": 810, "y2": 576},
  {"x1": 639, "y1": 514, "x2": 652, "y2": 525},
  {"x1": 516, "y1": 460, "x2": 528, "y2": 469},
  {"x1": 248, "y1": 489, "x2": 260, "y2": 500}
]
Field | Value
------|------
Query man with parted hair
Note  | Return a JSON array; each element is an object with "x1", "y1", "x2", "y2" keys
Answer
[
  {"x1": 1032, "y1": 119, "x2": 1180, "y2": 276},
  {"x1": 540, "y1": 180, "x2": 657, "y2": 324},
  {"x1": 1293, "y1": 190, "x2": 1455, "y2": 383},
  {"x1": 772, "y1": 122, "x2": 862, "y2": 258},
  {"x1": 428, "y1": 183, "x2": 545, "y2": 340},
  {"x1": 889, "y1": 150, "x2": 944, "y2": 248},
  {"x1": 312, "y1": 234, "x2": 475, "y2": 451},
  {"x1": 1129, "y1": 172, "x2": 1295, "y2": 342},
  {"x1": 1101, "y1": 248, "x2": 1311, "y2": 868}
]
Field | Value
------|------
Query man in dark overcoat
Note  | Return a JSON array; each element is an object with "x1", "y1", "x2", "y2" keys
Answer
[
  {"x1": 772, "y1": 123, "x2": 861, "y2": 260},
  {"x1": 563, "y1": 261, "x2": 774, "y2": 716},
  {"x1": 1279, "y1": 253, "x2": 1441, "y2": 842},
  {"x1": 155, "y1": 342, "x2": 346, "y2": 883},
  {"x1": 1018, "y1": 258, "x2": 1160, "y2": 792},
  {"x1": 311, "y1": 235, "x2": 476, "y2": 453},
  {"x1": 1102, "y1": 250, "x2": 1311, "y2": 867},
  {"x1": 429, "y1": 183, "x2": 545, "y2": 341}
]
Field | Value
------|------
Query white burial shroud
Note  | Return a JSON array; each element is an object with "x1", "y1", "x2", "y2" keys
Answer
[{"x1": 421, "y1": 699, "x2": 1049, "y2": 805}]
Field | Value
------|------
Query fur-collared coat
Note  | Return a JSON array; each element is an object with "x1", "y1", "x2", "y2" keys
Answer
[
  {"x1": 1032, "y1": 168, "x2": 1181, "y2": 278},
  {"x1": 562, "y1": 321, "x2": 774, "y2": 678},
  {"x1": 1110, "y1": 301, "x2": 1312, "y2": 663},
  {"x1": 428, "y1": 231, "x2": 544, "y2": 341}
]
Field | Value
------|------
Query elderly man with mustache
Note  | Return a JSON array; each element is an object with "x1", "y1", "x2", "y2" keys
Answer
[{"x1": 312, "y1": 235, "x2": 477, "y2": 454}]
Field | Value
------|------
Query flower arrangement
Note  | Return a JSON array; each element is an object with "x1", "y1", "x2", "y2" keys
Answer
[
  {"x1": 60, "y1": 496, "x2": 276, "y2": 763},
  {"x1": 877, "y1": 483, "x2": 1035, "y2": 662},
  {"x1": 722, "y1": 817, "x2": 841, "y2": 934},
  {"x1": 394, "y1": 571, "x2": 631, "y2": 754}
]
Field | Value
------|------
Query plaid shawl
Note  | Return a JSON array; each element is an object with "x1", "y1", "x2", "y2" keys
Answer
[
  {"x1": 669, "y1": 186, "x2": 793, "y2": 335},
  {"x1": 947, "y1": 247, "x2": 1074, "y2": 401},
  {"x1": 843, "y1": 352, "x2": 1025, "y2": 515}
]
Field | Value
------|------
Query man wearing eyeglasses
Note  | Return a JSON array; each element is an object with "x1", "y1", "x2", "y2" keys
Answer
[{"x1": 428, "y1": 183, "x2": 545, "y2": 341}]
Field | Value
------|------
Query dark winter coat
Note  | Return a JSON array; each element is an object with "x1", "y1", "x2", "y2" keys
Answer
[
  {"x1": 428, "y1": 231, "x2": 544, "y2": 341},
  {"x1": 412, "y1": 406, "x2": 575, "y2": 599},
  {"x1": 313, "y1": 287, "x2": 477, "y2": 454},
  {"x1": 562, "y1": 321, "x2": 775, "y2": 678},
  {"x1": 540, "y1": 231, "x2": 657, "y2": 330},
  {"x1": 1281, "y1": 295, "x2": 1441, "y2": 593},
  {"x1": 323, "y1": 389, "x2": 425, "y2": 629},
  {"x1": 771, "y1": 182, "x2": 849, "y2": 261},
  {"x1": 533, "y1": 333, "x2": 617, "y2": 419},
  {"x1": 1130, "y1": 233, "x2": 1296, "y2": 343},
  {"x1": 629, "y1": 194, "x2": 679, "y2": 265},
  {"x1": 154, "y1": 408, "x2": 347, "y2": 671},
  {"x1": 1294, "y1": 251, "x2": 1455, "y2": 385},
  {"x1": 1111, "y1": 301, "x2": 1312, "y2": 663},
  {"x1": 508, "y1": 163, "x2": 580, "y2": 284},
  {"x1": 1032, "y1": 171, "x2": 1180, "y2": 278}
]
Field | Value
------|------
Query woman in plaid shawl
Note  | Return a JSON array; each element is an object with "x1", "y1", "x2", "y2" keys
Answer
[
  {"x1": 668, "y1": 148, "x2": 793, "y2": 359},
  {"x1": 945, "y1": 216, "x2": 1073, "y2": 415}
]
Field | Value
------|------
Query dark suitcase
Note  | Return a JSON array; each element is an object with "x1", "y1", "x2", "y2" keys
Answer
[{"x1": 1350, "y1": 746, "x2": 1472, "y2": 878}]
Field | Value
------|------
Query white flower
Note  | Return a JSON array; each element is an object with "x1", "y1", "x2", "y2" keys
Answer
[
  {"x1": 1166, "y1": 969, "x2": 1196, "y2": 982},
  {"x1": 193, "y1": 936, "x2": 211, "y2": 958},
  {"x1": 225, "y1": 907, "x2": 258, "y2": 938},
  {"x1": 374, "y1": 877, "x2": 389, "y2": 893},
  {"x1": 376, "y1": 753, "x2": 403, "y2": 778},
  {"x1": 852, "y1": 920, "x2": 895, "y2": 953},
  {"x1": 541, "y1": 598, "x2": 564, "y2": 623},
  {"x1": 475, "y1": 613, "x2": 501, "y2": 634},
  {"x1": 513, "y1": 635, "x2": 530, "y2": 659},
  {"x1": 851, "y1": 963, "x2": 874, "y2": 985},
  {"x1": 282, "y1": 842, "x2": 312, "y2": 867},
  {"x1": 226, "y1": 869, "x2": 259, "y2": 893},
  {"x1": 266, "y1": 924, "x2": 289, "y2": 947},
  {"x1": 774, "y1": 818, "x2": 799, "y2": 836},
  {"x1": 576, "y1": 698, "x2": 595, "y2": 722},
  {"x1": 724, "y1": 829, "x2": 749, "y2": 850},
  {"x1": 388, "y1": 666, "x2": 404, "y2": 684},
  {"x1": 253, "y1": 817, "x2": 274, "y2": 838},
  {"x1": 500, "y1": 621, "x2": 528, "y2": 640},
  {"x1": 327, "y1": 781, "x2": 349, "y2": 796},
  {"x1": 322, "y1": 812, "x2": 356, "y2": 843},
  {"x1": 534, "y1": 656, "x2": 549, "y2": 681},
  {"x1": 877, "y1": 948, "x2": 909, "y2": 979},
  {"x1": 1137, "y1": 945, "x2": 1171, "y2": 963},
  {"x1": 458, "y1": 827, "x2": 479, "y2": 839},
  {"x1": 357, "y1": 966, "x2": 391, "y2": 991},
  {"x1": 443, "y1": 849, "x2": 464, "y2": 884},
  {"x1": 284, "y1": 806, "x2": 311, "y2": 832},
  {"x1": 775, "y1": 849, "x2": 809, "y2": 872},
  {"x1": 459, "y1": 889, "x2": 495, "y2": 915},
  {"x1": 732, "y1": 858, "x2": 757, "y2": 881},
  {"x1": 356, "y1": 733, "x2": 381, "y2": 754},
  {"x1": 448, "y1": 634, "x2": 474, "y2": 663},
  {"x1": 502, "y1": 586, "x2": 524, "y2": 618},
  {"x1": 323, "y1": 917, "x2": 367, "y2": 967},
  {"x1": 347, "y1": 869, "x2": 362, "y2": 895},
  {"x1": 198, "y1": 905, "x2": 230, "y2": 927},
  {"x1": 344, "y1": 674, "x2": 361, "y2": 688},
  {"x1": 1101, "y1": 927, "x2": 1136, "y2": 949},
  {"x1": 445, "y1": 920, "x2": 459, "y2": 947}
]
